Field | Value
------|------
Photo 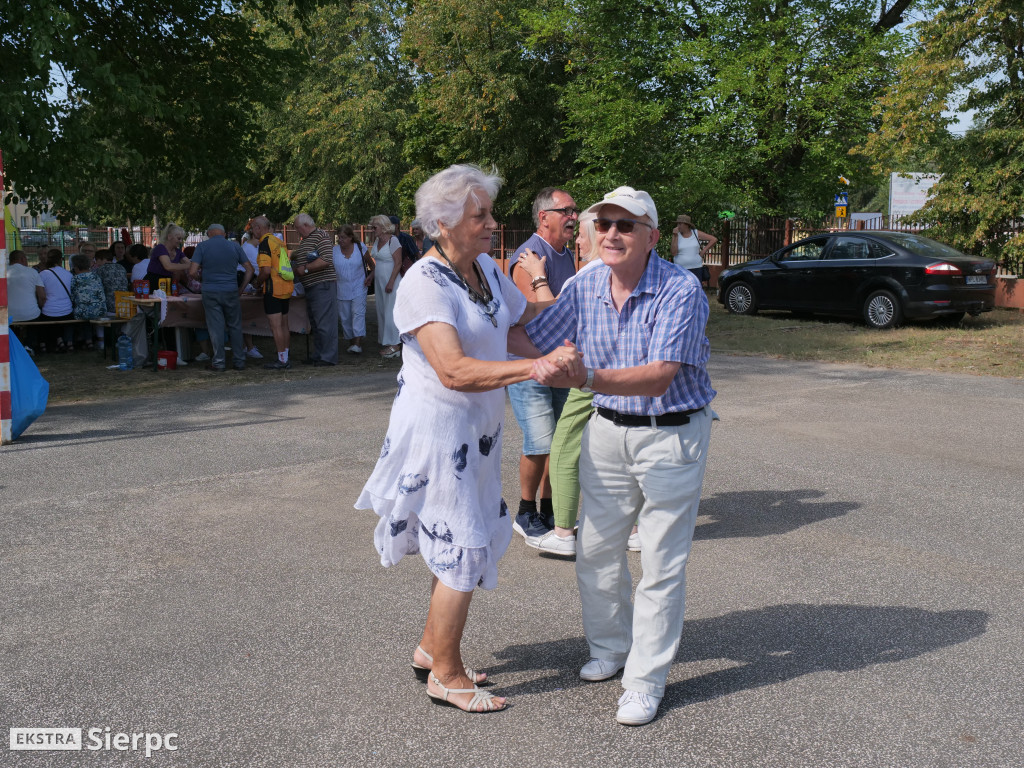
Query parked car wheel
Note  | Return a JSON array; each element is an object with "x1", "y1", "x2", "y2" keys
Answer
[
  {"x1": 725, "y1": 281, "x2": 758, "y2": 315},
  {"x1": 863, "y1": 289, "x2": 902, "y2": 329}
]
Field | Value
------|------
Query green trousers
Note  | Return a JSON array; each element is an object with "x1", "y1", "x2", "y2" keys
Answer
[{"x1": 548, "y1": 387, "x2": 596, "y2": 530}]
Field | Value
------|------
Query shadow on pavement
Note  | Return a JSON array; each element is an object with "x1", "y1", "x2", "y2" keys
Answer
[
  {"x1": 664, "y1": 603, "x2": 988, "y2": 712},
  {"x1": 696, "y1": 489, "x2": 859, "y2": 539},
  {"x1": 486, "y1": 604, "x2": 987, "y2": 708},
  {"x1": 4, "y1": 411, "x2": 301, "y2": 450}
]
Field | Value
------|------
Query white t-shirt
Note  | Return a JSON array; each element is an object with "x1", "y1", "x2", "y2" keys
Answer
[
  {"x1": 7, "y1": 263, "x2": 44, "y2": 322},
  {"x1": 674, "y1": 229, "x2": 703, "y2": 270},
  {"x1": 40, "y1": 267, "x2": 73, "y2": 316},
  {"x1": 333, "y1": 242, "x2": 368, "y2": 301},
  {"x1": 131, "y1": 260, "x2": 149, "y2": 283},
  {"x1": 241, "y1": 240, "x2": 258, "y2": 272}
]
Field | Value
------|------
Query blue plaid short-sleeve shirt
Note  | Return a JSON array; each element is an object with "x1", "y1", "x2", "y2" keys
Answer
[{"x1": 526, "y1": 254, "x2": 715, "y2": 415}]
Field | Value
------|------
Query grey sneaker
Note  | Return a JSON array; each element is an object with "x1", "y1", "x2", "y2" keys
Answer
[
  {"x1": 527, "y1": 531, "x2": 576, "y2": 557},
  {"x1": 579, "y1": 658, "x2": 625, "y2": 682},
  {"x1": 512, "y1": 510, "x2": 551, "y2": 539}
]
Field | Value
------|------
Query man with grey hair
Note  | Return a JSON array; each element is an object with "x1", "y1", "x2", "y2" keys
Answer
[
  {"x1": 292, "y1": 213, "x2": 339, "y2": 366},
  {"x1": 507, "y1": 186, "x2": 579, "y2": 540},
  {"x1": 526, "y1": 186, "x2": 716, "y2": 726},
  {"x1": 189, "y1": 223, "x2": 254, "y2": 371}
]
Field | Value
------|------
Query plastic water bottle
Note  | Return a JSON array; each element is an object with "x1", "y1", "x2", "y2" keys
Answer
[{"x1": 117, "y1": 334, "x2": 133, "y2": 370}]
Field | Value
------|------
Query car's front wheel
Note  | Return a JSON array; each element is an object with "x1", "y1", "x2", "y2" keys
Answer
[
  {"x1": 863, "y1": 289, "x2": 902, "y2": 329},
  {"x1": 725, "y1": 281, "x2": 758, "y2": 315}
]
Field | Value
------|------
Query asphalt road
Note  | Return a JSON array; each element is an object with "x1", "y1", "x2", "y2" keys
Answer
[{"x1": 2, "y1": 355, "x2": 1022, "y2": 767}]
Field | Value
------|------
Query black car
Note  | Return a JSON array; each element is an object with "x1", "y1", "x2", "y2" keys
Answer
[{"x1": 717, "y1": 231, "x2": 996, "y2": 329}]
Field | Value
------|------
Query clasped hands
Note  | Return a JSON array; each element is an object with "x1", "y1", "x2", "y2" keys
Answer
[{"x1": 531, "y1": 341, "x2": 584, "y2": 387}]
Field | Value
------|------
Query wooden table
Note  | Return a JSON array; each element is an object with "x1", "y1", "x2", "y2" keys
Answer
[{"x1": 130, "y1": 295, "x2": 310, "y2": 370}]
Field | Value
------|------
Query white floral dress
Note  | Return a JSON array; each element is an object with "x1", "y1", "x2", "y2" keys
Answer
[{"x1": 355, "y1": 254, "x2": 527, "y2": 591}]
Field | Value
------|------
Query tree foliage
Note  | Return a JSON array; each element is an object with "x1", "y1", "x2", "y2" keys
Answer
[
  {"x1": 1, "y1": 0, "x2": 288, "y2": 228},
  {"x1": 861, "y1": 0, "x2": 1024, "y2": 268},
  {"x1": 3, "y1": 0, "x2": 915, "y2": 230},
  {"x1": 255, "y1": 0, "x2": 417, "y2": 224},
  {"x1": 540, "y1": 0, "x2": 905, "y2": 223},
  {"x1": 402, "y1": 0, "x2": 575, "y2": 218}
]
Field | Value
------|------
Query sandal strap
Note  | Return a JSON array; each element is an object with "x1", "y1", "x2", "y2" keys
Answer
[
  {"x1": 429, "y1": 672, "x2": 503, "y2": 712},
  {"x1": 467, "y1": 690, "x2": 501, "y2": 711},
  {"x1": 417, "y1": 647, "x2": 485, "y2": 683}
]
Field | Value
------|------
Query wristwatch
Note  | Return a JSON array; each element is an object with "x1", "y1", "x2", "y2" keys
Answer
[{"x1": 580, "y1": 367, "x2": 595, "y2": 393}]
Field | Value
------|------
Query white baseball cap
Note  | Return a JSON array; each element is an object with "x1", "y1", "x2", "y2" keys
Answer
[{"x1": 583, "y1": 186, "x2": 658, "y2": 229}]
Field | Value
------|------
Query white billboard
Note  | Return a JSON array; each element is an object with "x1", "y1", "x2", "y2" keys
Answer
[{"x1": 889, "y1": 172, "x2": 941, "y2": 217}]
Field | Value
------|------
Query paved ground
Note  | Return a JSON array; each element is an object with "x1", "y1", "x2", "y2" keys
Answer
[{"x1": 2, "y1": 355, "x2": 1022, "y2": 767}]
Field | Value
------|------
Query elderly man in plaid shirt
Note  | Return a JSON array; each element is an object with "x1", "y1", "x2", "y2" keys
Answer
[{"x1": 525, "y1": 186, "x2": 716, "y2": 727}]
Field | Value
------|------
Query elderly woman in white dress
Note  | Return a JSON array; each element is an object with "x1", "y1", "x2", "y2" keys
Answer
[
  {"x1": 367, "y1": 214, "x2": 404, "y2": 358},
  {"x1": 333, "y1": 224, "x2": 373, "y2": 354},
  {"x1": 356, "y1": 164, "x2": 578, "y2": 713}
]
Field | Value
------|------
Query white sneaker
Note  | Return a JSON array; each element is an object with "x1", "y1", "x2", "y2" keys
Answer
[
  {"x1": 194, "y1": 352, "x2": 210, "y2": 362},
  {"x1": 347, "y1": 344, "x2": 362, "y2": 355},
  {"x1": 176, "y1": 358, "x2": 188, "y2": 366},
  {"x1": 246, "y1": 347, "x2": 263, "y2": 359},
  {"x1": 527, "y1": 531, "x2": 576, "y2": 557},
  {"x1": 616, "y1": 690, "x2": 662, "y2": 726},
  {"x1": 627, "y1": 532, "x2": 641, "y2": 552},
  {"x1": 579, "y1": 658, "x2": 625, "y2": 682}
]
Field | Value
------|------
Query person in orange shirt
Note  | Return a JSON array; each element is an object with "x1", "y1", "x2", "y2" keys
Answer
[{"x1": 251, "y1": 215, "x2": 294, "y2": 369}]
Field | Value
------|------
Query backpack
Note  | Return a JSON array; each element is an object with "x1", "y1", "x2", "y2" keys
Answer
[
  {"x1": 396, "y1": 231, "x2": 419, "y2": 277},
  {"x1": 275, "y1": 238, "x2": 294, "y2": 281}
]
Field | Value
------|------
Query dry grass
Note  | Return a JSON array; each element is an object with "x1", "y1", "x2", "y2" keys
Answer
[
  {"x1": 19, "y1": 297, "x2": 1024, "y2": 406},
  {"x1": 708, "y1": 299, "x2": 1024, "y2": 378},
  {"x1": 26, "y1": 333, "x2": 402, "y2": 406}
]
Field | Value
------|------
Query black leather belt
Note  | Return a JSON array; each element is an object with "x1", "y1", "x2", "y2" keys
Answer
[{"x1": 596, "y1": 406, "x2": 703, "y2": 428}]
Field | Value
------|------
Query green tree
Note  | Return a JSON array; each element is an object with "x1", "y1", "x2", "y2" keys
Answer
[
  {"x1": 861, "y1": 0, "x2": 1024, "y2": 269},
  {"x1": 401, "y1": 0, "x2": 576, "y2": 219},
  {"x1": 532, "y1": 0, "x2": 908, "y2": 223},
  {"x1": 255, "y1": 0, "x2": 417, "y2": 224},
  {"x1": 1, "y1": 0, "x2": 289, "y2": 228}
]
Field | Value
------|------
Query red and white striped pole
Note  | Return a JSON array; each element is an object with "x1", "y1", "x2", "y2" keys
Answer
[{"x1": 1, "y1": 149, "x2": 11, "y2": 444}]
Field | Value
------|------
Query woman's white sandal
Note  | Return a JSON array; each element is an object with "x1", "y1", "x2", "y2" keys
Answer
[
  {"x1": 427, "y1": 672, "x2": 506, "y2": 713},
  {"x1": 411, "y1": 645, "x2": 487, "y2": 685}
]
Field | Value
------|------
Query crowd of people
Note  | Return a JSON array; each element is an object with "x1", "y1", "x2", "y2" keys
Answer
[
  {"x1": 5, "y1": 211, "x2": 442, "y2": 370},
  {"x1": 356, "y1": 164, "x2": 717, "y2": 726}
]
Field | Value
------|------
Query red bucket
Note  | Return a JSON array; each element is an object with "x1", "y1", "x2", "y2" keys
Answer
[{"x1": 157, "y1": 351, "x2": 178, "y2": 371}]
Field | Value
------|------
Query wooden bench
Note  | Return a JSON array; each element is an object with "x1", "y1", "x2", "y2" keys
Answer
[{"x1": 10, "y1": 318, "x2": 111, "y2": 356}]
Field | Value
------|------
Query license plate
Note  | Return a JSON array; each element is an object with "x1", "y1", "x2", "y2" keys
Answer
[{"x1": 965, "y1": 275, "x2": 987, "y2": 285}]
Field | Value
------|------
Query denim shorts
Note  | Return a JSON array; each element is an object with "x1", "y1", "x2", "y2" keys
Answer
[{"x1": 507, "y1": 379, "x2": 570, "y2": 455}]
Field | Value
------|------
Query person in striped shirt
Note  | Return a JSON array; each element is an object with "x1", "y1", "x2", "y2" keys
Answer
[
  {"x1": 525, "y1": 186, "x2": 716, "y2": 727},
  {"x1": 293, "y1": 213, "x2": 340, "y2": 366}
]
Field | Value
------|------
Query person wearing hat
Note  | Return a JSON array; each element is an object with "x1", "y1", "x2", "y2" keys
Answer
[
  {"x1": 523, "y1": 186, "x2": 716, "y2": 726},
  {"x1": 670, "y1": 214, "x2": 717, "y2": 281}
]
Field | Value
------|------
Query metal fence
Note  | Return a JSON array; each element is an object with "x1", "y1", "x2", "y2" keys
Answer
[{"x1": 24, "y1": 215, "x2": 1022, "y2": 277}]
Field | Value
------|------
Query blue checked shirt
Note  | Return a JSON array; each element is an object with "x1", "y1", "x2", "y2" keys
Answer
[{"x1": 526, "y1": 254, "x2": 715, "y2": 415}]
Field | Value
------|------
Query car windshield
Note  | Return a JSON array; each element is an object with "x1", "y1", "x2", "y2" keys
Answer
[{"x1": 879, "y1": 233, "x2": 968, "y2": 260}]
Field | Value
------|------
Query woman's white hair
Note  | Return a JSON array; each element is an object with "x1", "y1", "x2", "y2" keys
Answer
[
  {"x1": 368, "y1": 214, "x2": 394, "y2": 235},
  {"x1": 578, "y1": 210, "x2": 598, "y2": 262},
  {"x1": 415, "y1": 164, "x2": 502, "y2": 240},
  {"x1": 161, "y1": 222, "x2": 185, "y2": 243}
]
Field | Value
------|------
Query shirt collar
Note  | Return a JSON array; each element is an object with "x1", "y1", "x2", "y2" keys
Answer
[
  {"x1": 533, "y1": 232, "x2": 571, "y2": 255},
  {"x1": 596, "y1": 250, "x2": 662, "y2": 304}
]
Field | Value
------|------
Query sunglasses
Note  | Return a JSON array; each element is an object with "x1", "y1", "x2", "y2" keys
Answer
[
  {"x1": 543, "y1": 207, "x2": 580, "y2": 217},
  {"x1": 594, "y1": 217, "x2": 652, "y2": 234}
]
